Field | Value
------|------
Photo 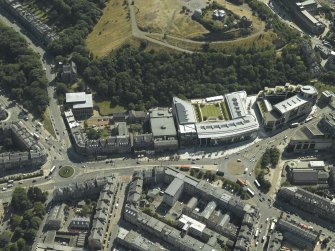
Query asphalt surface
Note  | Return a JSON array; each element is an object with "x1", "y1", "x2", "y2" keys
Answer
[{"x1": 0, "y1": 7, "x2": 334, "y2": 251}]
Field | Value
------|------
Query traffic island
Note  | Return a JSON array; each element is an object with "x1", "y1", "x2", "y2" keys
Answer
[{"x1": 58, "y1": 166, "x2": 74, "y2": 178}]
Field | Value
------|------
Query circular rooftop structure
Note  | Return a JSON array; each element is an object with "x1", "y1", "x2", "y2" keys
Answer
[
  {"x1": 286, "y1": 161, "x2": 297, "y2": 169},
  {"x1": 0, "y1": 106, "x2": 8, "y2": 121},
  {"x1": 301, "y1": 85, "x2": 317, "y2": 96}
]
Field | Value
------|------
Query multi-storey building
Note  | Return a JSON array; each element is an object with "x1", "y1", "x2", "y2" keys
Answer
[
  {"x1": 257, "y1": 84, "x2": 317, "y2": 131},
  {"x1": 287, "y1": 111, "x2": 335, "y2": 152},
  {"x1": 65, "y1": 92, "x2": 93, "y2": 120},
  {"x1": 277, "y1": 0, "x2": 324, "y2": 34},
  {"x1": 149, "y1": 108, "x2": 179, "y2": 151},
  {"x1": 172, "y1": 91, "x2": 259, "y2": 147},
  {"x1": 278, "y1": 187, "x2": 335, "y2": 224},
  {"x1": 0, "y1": 0, "x2": 59, "y2": 44},
  {"x1": 0, "y1": 121, "x2": 47, "y2": 174}
]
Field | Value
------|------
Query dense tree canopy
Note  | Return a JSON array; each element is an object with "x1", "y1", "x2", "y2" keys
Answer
[
  {"x1": 47, "y1": 0, "x2": 102, "y2": 56},
  {"x1": 261, "y1": 148, "x2": 280, "y2": 168},
  {"x1": 0, "y1": 24, "x2": 49, "y2": 116},
  {"x1": 83, "y1": 44, "x2": 310, "y2": 110},
  {"x1": 5, "y1": 187, "x2": 48, "y2": 250}
]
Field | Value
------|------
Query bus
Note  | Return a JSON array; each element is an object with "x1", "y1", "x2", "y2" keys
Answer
[
  {"x1": 254, "y1": 179, "x2": 261, "y2": 188},
  {"x1": 180, "y1": 165, "x2": 191, "y2": 171},
  {"x1": 247, "y1": 188, "x2": 255, "y2": 197},
  {"x1": 305, "y1": 117, "x2": 313, "y2": 123},
  {"x1": 270, "y1": 222, "x2": 276, "y2": 231},
  {"x1": 237, "y1": 178, "x2": 247, "y2": 186},
  {"x1": 33, "y1": 133, "x2": 40, "y2": 140},
  {"x1": 50, "y1": 165, "x2": 56, "y2": 175},
  {"x1": 254, "y1": 228, "x2": 259, "y2": 238},
  {"x1": 290, "y1": 122, "x2": 299, "y2": 128}
]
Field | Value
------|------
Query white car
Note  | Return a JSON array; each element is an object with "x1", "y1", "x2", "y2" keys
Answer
[{"x1": 2, "y1": 187, "x2": 7, "y2": 191}]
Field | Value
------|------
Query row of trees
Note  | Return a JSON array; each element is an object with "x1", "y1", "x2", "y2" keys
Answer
[
  {"x1": 0, "y1": 24, "x2": 49, "y2": 116},
  {"x1": 0, "y1": 187, "x2": 48, "y2": 251},
  {"x1": 82, "y1": 44, "x2": 311, "y2": 110}
]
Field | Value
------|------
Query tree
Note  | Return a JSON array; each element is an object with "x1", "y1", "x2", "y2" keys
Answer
[
  {"x1": 33, "y1": 202, "x2": 46, "y2": 218},
  {"x1": 11, "y1": 188, "x2": 31, "y2": 214},
  {"x1": 16, "y1": 238, "x2": 26, "y2": 250},
  {"x1": 8, "y1": 242, "x2": 18, "y2": 251},
  {"x1": 86, "y1": 128, "x2": 100, "y2": 140},
  {"x1": 30, "y1": 217, "x2": 42, "y2": 230},
  {"x1": 257, "y1": 172, "x2": 271, "y2": 193},
  {"x1": 23, "y1": 229, "x2": 36, "y2": 244},
  {"x1": 27, "y1": 187, "x2": 47, "y2": 203},
  {"x1": 10, "y1": 215, "x2": 22, "y2": 229},
  {"x1": 0, "y1": 230, "x2": 12, "y2": 248}
]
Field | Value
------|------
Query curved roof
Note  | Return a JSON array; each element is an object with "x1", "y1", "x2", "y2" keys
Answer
[{"x1": 173, "y1": 97, "x2": 197, "y2": 124}]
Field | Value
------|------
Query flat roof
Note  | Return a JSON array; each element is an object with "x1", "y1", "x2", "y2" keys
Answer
[
  {"x1": 205, "y1": 95, "x2": 224, "y2": 102},
  {"x1": 72, "y1": 94, "x2": 93, "y2": 109},
  {"x1": 66, "y1": 92, "x2": 86, "y2": 103},
  {"x1": 274, "y1": 95, "x2": 308, "y2": 115},
  {"x1": 195, "y1": 114, "x2": 259, "y2": 139},
  {"x1": 291, "y1": 123, "x2": 325, "y2": 140},
  {"x1": 178, "y1": 124, "x2": 197, "y2": 134},
  {"x1": 178, "y1": 214, "x2": 206, "y2": 233},
  {"x1": 309, "y1": 161, "x2": 325, "y2": 167},
  {"x1": 225, "y1": 91, "x2": 247, "y2": 119},
  {"x1": 165, "y1": 178, "x2": 184, "y2": 197},
  {"x1": 150, "y1": 109, "x2": 177, "y2": 137},
  {"x1": 301, "y1": 9, "x2": 319, "y2": 24},
  {"x1": 173, "y1": 97, "x2": 197, "y2": 124}
]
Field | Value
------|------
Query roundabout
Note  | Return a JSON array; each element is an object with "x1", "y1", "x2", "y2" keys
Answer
[{"x1": 58, "y1": 166, "x2": 74, "y2": 178}]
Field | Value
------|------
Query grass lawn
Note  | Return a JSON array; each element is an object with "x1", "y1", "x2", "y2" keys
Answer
[
  {"x1": 42, "y1": 108, "x2": 56, "y2": 138},
  {"x1": 135, "y1": 0, "x2": 207, "y2": 39},
  {"x1": 220, "y1": 102, "x2": 230, "y2": 120},
  {"x1": 86, "y1": 0, "x2": 132, "y2": 57},
  {"x1": 95, "y1": 101, "x2": 126, "y2": 115},
  {"x1": 200, "y1": 104, "x2": 222, "y2": 119},
  {"x1": 99, "y1": 128, "x2": 110, "y2": 139},
  {"x1": 313, "y1": 81, "x2": 335, "y2": 96},
  {"x1": 58, "y1": 166, "x2": 74, "y2": 178},
  {"x1": 192, "y1": 104, "x2": 202, "y2": 122}
]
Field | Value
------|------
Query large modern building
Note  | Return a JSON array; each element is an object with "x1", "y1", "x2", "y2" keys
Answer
[
  {"x1": 172, "y1": 91, "x2": 259, "y2": 146},
  {"x1": 149, "y1": 108, "x2": 178, "y2": 151},
  {"x1": 277, "y1": 0, "x2": 324, "y2": 34},
  {"x1": 257, "y1": 84, "x2": 317, "y2": 131},
  {"x1": 287, "y1": 111, "x2": 335, "y2": 152},
  {"x1": 65, "y1": 92, "x2": 93, "y2": 119}
]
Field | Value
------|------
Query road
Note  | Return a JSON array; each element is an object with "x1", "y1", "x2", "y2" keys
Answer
[
  {"x1": 1, "y1": 6, "x2": 334, "y2": 250},
  {"x1": 127, "y1": 0, "x2": 193, "y2": 54}
]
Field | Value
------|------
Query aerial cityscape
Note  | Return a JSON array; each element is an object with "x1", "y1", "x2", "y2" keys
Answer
[{"x1": 0, "y1": 0, "x2": 335, "y2": 250}]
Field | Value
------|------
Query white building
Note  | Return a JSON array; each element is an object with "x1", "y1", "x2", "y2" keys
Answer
[
  {"x1": 65, "y1": 92, "x2": 93, "y2": 119},
  {"x1": 172, "y1": 91, "x2": 259, "y2": 146},
  {"x1": 258, "y1": 84, "x2": 317, "y2": 131}
]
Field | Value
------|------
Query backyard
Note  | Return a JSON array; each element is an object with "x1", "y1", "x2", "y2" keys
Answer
[{"x1": 95, "y1": 101, "x2": 126, "y2": 116}]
